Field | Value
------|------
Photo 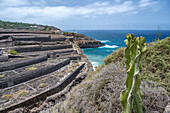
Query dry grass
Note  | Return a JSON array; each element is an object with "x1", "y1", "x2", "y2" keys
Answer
[
  {"x1": 25, "y1": 67, "x2": 37, "y2": 71},
  {"x1": 1, "y1": 94, "x2": 12, "y2": 100},
  {"x1": 38, "y1": 83, "x2": 48, "y2": 88},
  {"x1": 16, "y1": 90, "x2": 29, "y2": 98},
  {"x1": 52, "y1": 62, "x2": 169, "y2": 113}
]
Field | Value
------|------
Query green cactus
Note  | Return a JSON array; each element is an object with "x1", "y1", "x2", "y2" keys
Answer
[{"x1": 120, "y1": 34, "x2": 147, "y2": 113}]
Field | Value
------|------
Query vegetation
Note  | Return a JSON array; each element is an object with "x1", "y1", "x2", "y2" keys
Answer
[
  {"x1": 52, "y1": 62, "x2": 168, "y2": 113},
  {"x1": 104, "y1": 47, "x2": 125, "y2": 65},
  {"x1": 68, "y1": 69, "x2": 73, "y2": 73},
  {"x1": 38, "y1": 83, "x2": 48, "y2": 88},
  {"x1": 25, "y1": 67, "x2": 37, "y2": 71},
  {"x1": 73, "y1": 63, "x2": 80, "y2": 67},
  {"x1": 7, "y1": 49, "x2": 19, "y2": 55},
  {"x1": 1, "y1": 94, "x2": 12, "y2": 100},
  {"x1": 50, "y1": 37, "x2": 169, "y2": 113},
  {"x1": 0, "y1": 20, "x2": 59, "y2": 31},
  {"x1": 16, "y1": 90, "x2": 29, "y2": 98},
  {"x1": 0, "y1": 73, "x2": 5, "y2": 78},
  {"x1": 104, "y1": 37, "x2": 170, "y2": 92},
  {"x1": 120, "y1": 34, "x2": 146, "y2": 113},
  {"x1": 63, "y1": 32, "x2": 76, "y2": 36}
]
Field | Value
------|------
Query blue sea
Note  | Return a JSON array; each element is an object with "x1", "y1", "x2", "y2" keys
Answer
[{"x1": 67, "y1": 30, "x2": 170, "y2": 68}]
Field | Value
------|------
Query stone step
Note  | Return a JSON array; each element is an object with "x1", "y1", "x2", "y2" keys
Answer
[
  {"x1": 19, "y1": 48, "x2": 76, "y2": 57},
  {"x1": 0, "y1": 34, "x2": 48, "y2": 36},
  {"x1": 0, "y1": 35, "x2": 11, "y2": 40},
  {"x1": 13, "y1": 41, "x2": 41, "y2": 46},
  {"x1": 12, "y1": 36, "x2": 67, "y2": 42},
  {"x1": 58, "y1": 54, "x2": 81, "y2": 60},
  {"x1": 0, "y1": 58, "x2": 57, "y2": 81},
  {"x1": 12, "y1": 36, "x2": 51, "y2": 42},
  {"x1": 0, "y1": 29, "x2": 53, "y2": 34},
  {"x1": 0, "y1": 56, "x2": 9, "y2": 62},
  {"x1": 0, "y1": 59, "x2": 70, "y2": 89},
  {"x1": 0, "y1": 62, "x2": 85, "y2": 112},
  {"x1": 0, "y1": 39, "x2": 13, "y2": 47},
  {"x1": 7, "y1": 44, "x2": 72, "y2": 53},
  {"x1": 0, "y1": 56, "x2": 27, "y2": 65},
  {"x1": 0, "y1": 55, "x2": 48, "y2": 72},
  {"x1": 13, "y1": 41, "x2": 68, "y2": 46}
]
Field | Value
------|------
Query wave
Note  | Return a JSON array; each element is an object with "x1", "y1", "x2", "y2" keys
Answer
[
  {"x1": 99, "y1": 45, "x2": 118, "y2": 48},
  {"x1": 91, "y1": 61, "x2": 99, "y2": 65},
  {"x1": 97, "y1": 40, "x2": 110, "y2": 43},
  {"x1": 91, "y1": 62, "x2": 100, "y2": 70}
]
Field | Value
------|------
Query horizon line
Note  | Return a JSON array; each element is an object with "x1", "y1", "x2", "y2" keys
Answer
[{"x1": 63, "y1": 29, "x2": 170, "y2": 31}]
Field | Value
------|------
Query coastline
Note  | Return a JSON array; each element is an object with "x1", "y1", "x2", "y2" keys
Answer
[{"x1": 63, "y1": 31, "x2": 105, "y2": 70}]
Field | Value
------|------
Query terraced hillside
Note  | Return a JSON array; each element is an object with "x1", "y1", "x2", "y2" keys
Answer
[{"x1": 0, "y1": 29, "x2": 91, "y2": 113}]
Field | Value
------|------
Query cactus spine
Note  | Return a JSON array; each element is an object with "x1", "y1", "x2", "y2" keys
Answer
[{"x1": 120, "y1": 34, "x2": 147, "y2": 113}]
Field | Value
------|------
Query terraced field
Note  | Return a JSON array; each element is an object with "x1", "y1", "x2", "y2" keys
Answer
[{"x1": 0, "y1": 30, "x2": 87, "y2": 112}]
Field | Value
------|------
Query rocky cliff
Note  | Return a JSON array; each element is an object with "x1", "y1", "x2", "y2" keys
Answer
[{"x1": 63, "y1": 32, "x2": 105, "y2": 48}]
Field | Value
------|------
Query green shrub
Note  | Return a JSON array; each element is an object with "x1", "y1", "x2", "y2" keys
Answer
[
  {"x1": 0, "y1": 73, "x2": 5, "y2": 78},
  {"x1": 7, "y1": 49, "x2": 19, "y2": 55},
  {"x1": 103, "y1": 47, "x2": 125, "y2": 65},
  {"x1": 142, "y1": 37, "x2": 170, "y2": 92},
  {"x1": 102, "y1": 37, "x2": 170, "y2": 92}
]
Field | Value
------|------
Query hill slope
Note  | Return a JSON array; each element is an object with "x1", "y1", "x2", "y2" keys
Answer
[
  {"x1": 104, "y1": 37, "x2": 170, "y2": 92},
  {"x1": 49, "y1": 37, "x2": 169, "y2": 113},
  {"x1": 0, "y1": 20, "x2": 59, "y2": 31}
]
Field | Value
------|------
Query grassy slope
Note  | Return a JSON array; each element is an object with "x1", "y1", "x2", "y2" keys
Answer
[
  {"x1": 52, "y1": 37, "x2": 169, "y2": 113},
  {"x1": 0, "y1": 20, "x2": 59, "y2": 31},
  {"x1": 104, "y1": 37, "x2": 170, "y2": 92}
]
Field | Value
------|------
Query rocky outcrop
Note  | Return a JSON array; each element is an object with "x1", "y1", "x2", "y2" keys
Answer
[
  {"x1": 64, "y1": 32, "x2": 105, "y2": 48},
  {"x1": 76, "y1": 40, "x2": 105, "y2": 48}
]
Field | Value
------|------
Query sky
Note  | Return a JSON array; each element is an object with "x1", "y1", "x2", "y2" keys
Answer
[{"x1": 0, "y1": 0, "x2": 170, "y2": 30}]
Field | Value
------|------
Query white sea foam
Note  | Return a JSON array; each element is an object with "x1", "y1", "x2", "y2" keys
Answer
[
  {"x1": 91, "y1": 62, "x2": 100, "y2": 66},
  {"x1": 91, "y1": 62, "x2": 100, "y2": 70},
  {"x1": 99, "y1": 40, "x2": 110, "y2": 43},
  {"x1": 99, "y1": 45, "x2": 118, "y2": 48}
]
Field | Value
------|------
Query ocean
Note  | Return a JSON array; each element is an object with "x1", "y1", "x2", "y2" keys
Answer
[{"x1": 68, "y1": 30, "x2": 170, "y2": 69}]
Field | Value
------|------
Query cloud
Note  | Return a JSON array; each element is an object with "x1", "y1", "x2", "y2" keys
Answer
[
  {"x1": 115, "y1": 0, "x2": 122, "y2": 3},
  {"x1": 32, "y1": 0, "x2": 47, "y2": 6},
  {"x1": 0, "y1": 0, "x2": 159, "y2": 23},
  {"x1": 0, "y1": 0, "x2": 28, "y2": 7},
  {"x1": 138, "y1": 0, "x2": 158, "y2": 8}
]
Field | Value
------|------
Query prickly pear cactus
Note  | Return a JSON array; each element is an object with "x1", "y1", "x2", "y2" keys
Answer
[{"x1": 120, "y1": 34, "x2": 147, "y2": 113}]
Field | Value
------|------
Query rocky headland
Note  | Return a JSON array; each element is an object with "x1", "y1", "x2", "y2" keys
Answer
[{"x1": 63, "y1": 32, "x2": 105, "y2": 48}]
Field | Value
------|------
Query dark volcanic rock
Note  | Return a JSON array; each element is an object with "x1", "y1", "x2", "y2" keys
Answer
[
  {"x1": 64, "y1": 32, "x2": 105, "y2": 48},
  {"x1": 77, "y1": 40, "x2": 105, "y2": 48}
]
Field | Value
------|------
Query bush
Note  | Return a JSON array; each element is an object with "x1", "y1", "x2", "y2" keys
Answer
[
  {"x1": 103, "y1": 47, "x2": 125, "y2": 65},
  {"x1": 142, "y1": 37, "x2": 170, "y2": 92},
  {"x1": 7, "y1": 49, "x2": 19, "y2": 55},
  {"x1": 103, "y1": 37, "x2": 170, "y2": 92},
  {"x1": 52, "y1": 62, "x2": 169, "y2": 113}
]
